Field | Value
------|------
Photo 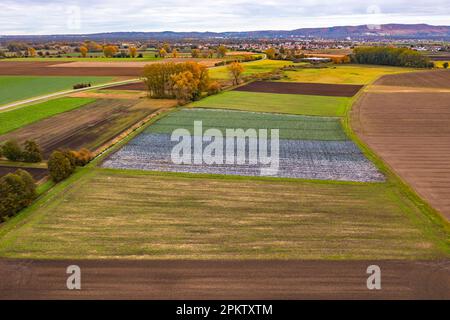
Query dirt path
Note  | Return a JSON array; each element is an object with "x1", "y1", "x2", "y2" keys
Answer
[
  {"x1": 0, "y1": 259, "x2": 448, "y2": 299},
  {"x1": 352, "y1": 70, "x2": 450, "y2": 220}
]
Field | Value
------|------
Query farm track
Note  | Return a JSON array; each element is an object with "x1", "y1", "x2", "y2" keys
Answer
[
  {"x1": 0, "y1": 259, "x2": 448, "y2": 299},
  {"x1": 234, "y1": 81, "x2": 363, "y2": 97},
  {"x1": 353, "y1": 70, "x2": 450, "y2": 220}
]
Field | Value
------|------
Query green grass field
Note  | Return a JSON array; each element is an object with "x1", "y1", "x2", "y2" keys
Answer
[
  {"x1": 191, "y1": 91, "x2": 352, "y2": 117},
  {"x1": 145, "y1": 108, "x2": 347, "y2": 140},
  {"x1": 0, "y1": 168, "x2": 447, "y2": 260},
  {"x1": 0, "y1": 97, "x2": 95, "y2": 135},
  {"x1": 210, "y1": 59, "x2": 295, "y2": 80},
  {"x1": 0, "y1": 76, "x2": 113, "y2": 105},
  {"x1": 280, "y1": 65, "x2": 415, "y2": 84}
]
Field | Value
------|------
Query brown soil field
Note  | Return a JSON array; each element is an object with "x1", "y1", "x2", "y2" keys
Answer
[
  {"x1": 234, "y1": 81, "x2": 363, "y2": 97},
  {"x1": 0, "y1": 166, "x2": 48, "y2": 181},
  {"x1": 0, "y1": 259, "x2": 448, "y2": 299},
  {"x1": 352, "y1": 70, "x2": 450, "y2": 220},
  {"x1": 0, "y1": 98, "x2": 174, "y2": 158},
  {"x1": 375, "y1": 69, "x2": 450, "y2": 89},
  {"x1": 102, "y1": 82, "x2": 147, "y2": 91},
  {"x1": 50, "y1": 58, "x2": 222, "y2": 68},
  {"x1": 0, "y1": 58, "x2": 222, "y2": 77}
]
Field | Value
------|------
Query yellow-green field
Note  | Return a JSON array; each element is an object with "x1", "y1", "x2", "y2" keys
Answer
[
  {"x1": 210, "y1": 59, "x2": 295, "y2": 80},
  {"x1": 280, "y1": 65, "x2": 416, "y2": 84}
]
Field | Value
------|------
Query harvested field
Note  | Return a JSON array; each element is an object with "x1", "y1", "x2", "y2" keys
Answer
[
  {"x1": 352, "y1": 70, "x2": 450, "y2": 219},
  {"x1": 375, "y1": 69, "x2": 450, "y2": 89},
  {"x1": 234, "y1": 81, "x2": 363, "y2": 97},
  {"x1": 0, "y1": 169, "x2": 444, "y2": 260},
  {"x1": 0, "y1": 59, "x2": 221, "y2": 77},
  {"x1": 0, "y1": 166, "x2": 47, "y2": 181},
  {"x1": 103, "y1": 109, "x2": 383, "y2": 182},
  {"x1": 0, "y1": 61, "x2": 142, "y2": 77},
  {"x1": 0, "y1": 98, "x2": 174, "y2": 158},
  {"x1": 103, "y1": 82, "x2": 146, "y2": 91},
  {"x1": 1, "y1": 259, "x2": 449, "y2": 299}
]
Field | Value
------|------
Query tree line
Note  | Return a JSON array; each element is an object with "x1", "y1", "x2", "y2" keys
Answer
[
  {"x1": 143, "y1": 61, "x2": 220, "y2": 104},
  {"x1": 352, "y1": 46, "x2": 433, "y2": 68}
]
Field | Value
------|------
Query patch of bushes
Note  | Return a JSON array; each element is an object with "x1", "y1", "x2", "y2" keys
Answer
[
  {"x1": 48, "y1": 148, "x2": 93, "y2": 182},
  {"x1": 0, "y1": 169, "x2": 37, "y2": 222},
  {"x1": 352, "y1": 47, "x2": 434, "y2": 68},
  {"x1": 73, "y1": 83, "x2": 92, "y2": 90},
  {"x1": 0, "y1": 140, "x2": 43, "y2": 163},
  {"x1": 143, "y1": 61, "x2": 211, "y2": 103}
]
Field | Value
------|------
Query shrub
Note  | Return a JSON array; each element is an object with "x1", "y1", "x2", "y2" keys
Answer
[
  {"x1": 22, "y1": 140, "x2": 43, "y2": 163},
  {"x1": 352, "y1": 46, "x2": 432, "y2": 68},
  {"x1": 207, "y1": 81, "x2": 222, "y2": 95},
  {"x1": 68, "y1": 148, "x2": 93, "y2": 166},
  {"x1": 0, "y1": 169, "x2": 36, "y2": 222},
  {"x1": 48, "y1": 151, "x2": 73, "y2": 182},
  {"x1": 1, "y1": 140, "x2": 23, "y2": 161},
  {"x1": 73, "y1": 83, "x2": 91, "y2": 90},
  {"x1": 443, "y1": 62, "x2": 449, "y2": 69}
]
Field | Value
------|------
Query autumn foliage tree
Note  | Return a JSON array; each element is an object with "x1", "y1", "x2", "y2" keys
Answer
[
  {"x1": 171, "y1": 48, "x2": 178, "y2": 58},
  {"x1": 27, "y1": 47, "x2": 37, "y2": 57},
  {"x1": 227, "y1": 62, "x2": 244, "y2": 85},
  {"x1": 265, "y1": 47, "x2": 276, "y2": 59},
  {"x1": 80, "y1": 46, "x2": 88, "y2": 57},
  {"x1": 0, "y1": 169, "x2": 37, "y2": 222},
  {"x1": 103, "y1": 45, "x2": 118, "y2": 58},
  {"x1": 217, "y1": 45, "x2": 228, "y2": 58},
  {"x1": 129, "y1": 47, "x2": 137, "y2": 58},
  {"x1": 170, "y1": 71, "x2": 199, "y2": 104},
  {"x1": 143, "y1": 61, "x2": 211, "y2": 102},
  {"x1": 159, "y1": 48, "x2": 167, "y2": 58},
  {"x1": 191, "y1": 49, "x2": 200, "y2": 58}
]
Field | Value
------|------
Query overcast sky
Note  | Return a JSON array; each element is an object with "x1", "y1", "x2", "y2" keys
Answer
[{"x1": 1, "y1": 0, "x2": 449, "y2": 35}]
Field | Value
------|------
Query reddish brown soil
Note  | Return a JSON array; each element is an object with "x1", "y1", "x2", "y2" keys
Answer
[
  {"x1": 0, "y1": 61, "x2": 143, "y2": 77},
  {"x1": 234, "y1": 81, "x2": 363, "y2": 97},
  {"x1": 352, "y1": 70, "x2": 450, "y2": 220},
  {"x1": 0, "y1": 99, "x2": 169, "y2": 158},
  {"x1": 0, "y1": 59, "x2": 222, "y2": 77},
  {"x1": 103, "y1": 82, "x2": 147, "y2": 91},
  {"x1": 0, "y1": 259, "x2": 448, "y2": 299},
  {"x1": 375, "y1": 69, "x2": 450, "y2": 89},
  {"x1": 0, "y1": 166, "x2": 47, "y2": 181}
]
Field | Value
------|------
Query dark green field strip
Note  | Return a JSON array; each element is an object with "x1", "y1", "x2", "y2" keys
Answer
[
  {"x1": 144, "y1": 109, "x2": 348, "y2": 141},
  {"x1": 0, "y1": 97, "x2": 96, "y2": 135}
]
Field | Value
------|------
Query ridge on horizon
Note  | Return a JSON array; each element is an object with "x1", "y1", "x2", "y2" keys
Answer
[{"x1": 1, "y1": 23, "x2": 449, "y2": 40}]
